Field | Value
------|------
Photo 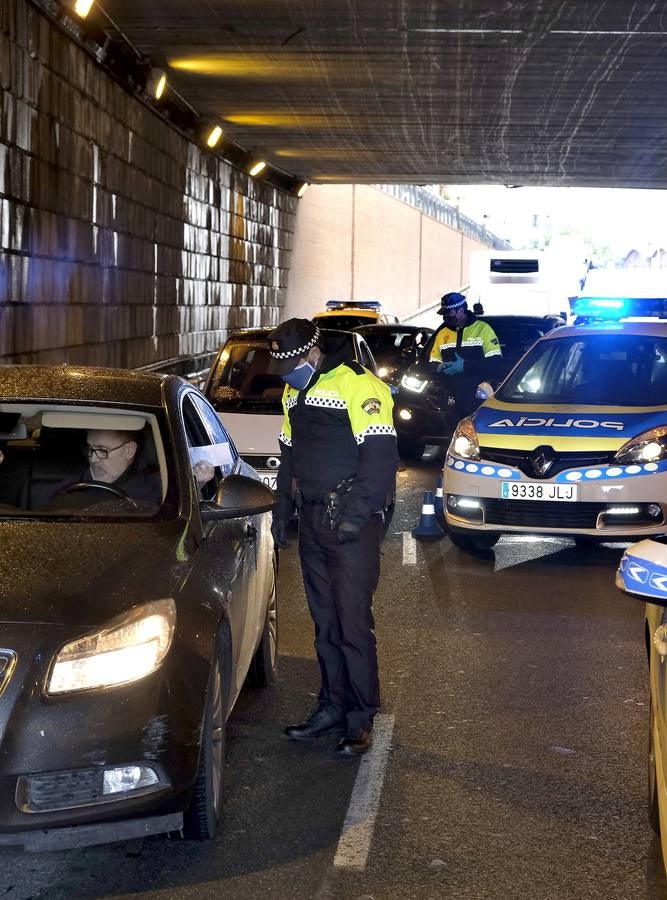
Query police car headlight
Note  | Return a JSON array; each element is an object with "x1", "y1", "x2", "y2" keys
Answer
[
  {"x1": 400, "y1": 373, "x2": 429, "y2": 394},
  {"x1": 448, "y1": 418, "x2": 480, "y2": 460},
  {"x1": 614, "y1": 427, "x2": 667, "y2": 465}
]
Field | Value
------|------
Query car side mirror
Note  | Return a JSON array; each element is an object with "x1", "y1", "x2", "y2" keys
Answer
[
  {"x1": 616, "y1": 540, "x2": 667, "y2": 607},
  {"x1": 476, "y1": 381, "x2": 494, "y2": 401},
  {"x1": 200, "y1": 474, "x2": 276, "y2": 521}
]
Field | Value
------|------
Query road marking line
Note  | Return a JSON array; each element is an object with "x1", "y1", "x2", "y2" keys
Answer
[
  {"x1": 402, "y1": 531, "x2": 417, "y2": 565},
  {"x1": 333, "y1": 713, "x2": 395, "y2": 871}
]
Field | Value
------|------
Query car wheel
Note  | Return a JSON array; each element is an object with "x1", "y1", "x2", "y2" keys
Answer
[
  {"x1": 449, "y1": 531, "x2": 499, "y2": 553},
  {"x1": 184, "y1": 634, "x2": 229, "y2": 841},
  {"x1": 649, "y1": 694, "x2": 661, "y2": 835},
  {"x1": 248, "y1": 554, "x2": 278, "y2": 688},
  {"x1": 397, "y1": 436, "x2": 425, "y2": 461}
]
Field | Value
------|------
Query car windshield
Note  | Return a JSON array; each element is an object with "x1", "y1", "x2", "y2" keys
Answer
[
  {"x1": 207, "y1": 331, "x2": 360, "y2": 412},
  {"x1": 496, "y1": 333, "x2": 667, "y2": 406},
  {"x1": 0, "y1": 404, "x2": 169, "y2": 519},
  {"x1": 313, "y1": 314, "x2": 375, "y2": 330},
  {"x1": 359, "y1": 329, "x2": 429, "y2": 362},
  {"x1": 207, "y1": 342, "x2": 285, "y2": 413}
]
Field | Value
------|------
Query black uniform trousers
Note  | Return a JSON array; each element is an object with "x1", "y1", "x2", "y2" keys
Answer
[{"x1": 298, "y1": 501, "x2": 381, "y2": 730}]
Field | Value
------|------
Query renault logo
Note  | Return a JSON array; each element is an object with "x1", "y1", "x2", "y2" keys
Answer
[
  {"x1": 266, "y1": 457, "x2": 281, "y2": 470},
  {"x1": 531, "y1": 445, "x2": 555, "y2": 477},
  {"x1": 0, "y1": 651, "x2": 17, "y2": 697}
]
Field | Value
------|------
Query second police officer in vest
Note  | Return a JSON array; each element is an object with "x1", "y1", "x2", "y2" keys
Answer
[
  {"x1": 430, "y1": 291, "x2": 502, "y2": 421},
  {"x1": 268, "y1": 318, "x2": 398, "y2": 757}
]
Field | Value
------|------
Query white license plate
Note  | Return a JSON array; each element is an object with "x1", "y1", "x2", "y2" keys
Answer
[
  {"x1": 501, "y1": 482, "x2": 578, "y2": 502},
  {"x1": 258, "y1": 471, "x2": 277, "y2": 490}
]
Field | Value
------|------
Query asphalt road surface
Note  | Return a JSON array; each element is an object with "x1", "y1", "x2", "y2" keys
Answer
[{"x1": 1, "y1": 450, "x2": 665, "y2": 899}]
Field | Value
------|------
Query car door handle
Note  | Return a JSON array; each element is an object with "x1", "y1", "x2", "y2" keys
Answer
[{"x1": 244, "y1": 524, "x2": 258, "y2": 544}]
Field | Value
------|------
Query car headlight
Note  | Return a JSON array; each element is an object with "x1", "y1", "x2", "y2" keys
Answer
[
  {"x1": 378, "y1": 365, "x2": 396, "y2": 381},
  {"x1": 47, "y1": 599, "x2": 176, "y2": 694},
  {"x1": 400, "y1": 373, "x2": 429, "y2": 394},
  {"x1": 613, "y1": 427, "x2": 667, "y2": 465},
  {"x1": 448, "y1": 417, "x2": 480, "y2": 460}
]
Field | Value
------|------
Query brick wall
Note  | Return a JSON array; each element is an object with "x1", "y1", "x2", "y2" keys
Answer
[{"x1": 0, "y1": 0, "x2": 295, "y2": 366}]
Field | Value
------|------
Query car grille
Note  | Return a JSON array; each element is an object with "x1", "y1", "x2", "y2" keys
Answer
[
  {"x1": 482, "y1": 499, "x2": 605, "y2": 529},
  {"x1": 481, "y1": 448, "x2": 615, "y2": 479},
  {"x1": 17, "y1": 769, "x2": 102, "y2": 813},
  {"x1": 424, "y1": 381, "x2": 451, "y2": 412}
]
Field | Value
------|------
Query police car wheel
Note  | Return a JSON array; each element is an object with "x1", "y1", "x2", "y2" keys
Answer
[
  {"x1": 649, "y1": 694, "x2": 661, "y2": 835},
  {"x1": 449, "y1": 530, "x2": 499, "y2": 553}
]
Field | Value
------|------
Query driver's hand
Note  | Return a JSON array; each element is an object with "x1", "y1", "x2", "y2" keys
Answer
[{"x1": 193, "y1": 461, "x2": 215, "y2": 487}]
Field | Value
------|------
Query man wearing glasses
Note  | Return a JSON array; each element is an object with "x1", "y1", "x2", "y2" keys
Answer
[{"x1": 83, "y1": 429, "x2": 163, "y2": 505}]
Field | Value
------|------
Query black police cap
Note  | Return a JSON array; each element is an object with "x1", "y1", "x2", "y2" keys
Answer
[{"x1": 267, "y1": 318, "x2": 320, "y2": 373}]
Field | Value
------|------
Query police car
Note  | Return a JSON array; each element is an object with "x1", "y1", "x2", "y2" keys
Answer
[
  {"x1": 444, "y1": 288, "x2": 667, "y2": 551},
  {"x1": 616, "y1": 538, "x2": 667, "y2": 876},
  {"x1": 312, "y1": 300, "x2": 399, "y2": 330}
]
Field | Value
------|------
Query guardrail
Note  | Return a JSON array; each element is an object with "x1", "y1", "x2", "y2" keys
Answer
[
  {"x1": 136, "y1": 352, "x2": 218, "y2": 391},
  {"x1": 375, "y1": 186, "x2": 510, "y2": 250}
]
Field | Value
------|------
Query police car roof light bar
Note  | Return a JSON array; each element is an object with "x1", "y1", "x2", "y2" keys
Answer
[
  {"x1": 325, "y1": 300, "x2": 382, "y2": 310},
  {"x1": 573, "y1": 296, "x2": 667, "y2": 321}
]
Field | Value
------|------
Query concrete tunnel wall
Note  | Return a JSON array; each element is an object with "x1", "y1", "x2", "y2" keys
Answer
[
  {"x1": 285, "y1": 185, "x2": 489, "y2": 321},
  {"x1": 1, "y1": 0, "x2": 490, "y2": 367}
]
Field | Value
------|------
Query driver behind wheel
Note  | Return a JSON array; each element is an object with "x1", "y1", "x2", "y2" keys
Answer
[{"x1": 82, "y1": 429, "x2": 162, "y2": 505}]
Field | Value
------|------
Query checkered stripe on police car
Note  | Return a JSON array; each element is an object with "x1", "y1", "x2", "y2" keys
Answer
[
  {"x1": 304, "y1": 396, "x2": 347, "y2": 409},
  {"x1": 354, "y1": 424, "x2": 397, "y2": 444},
  {"x1": 279, "y1": 431, "x2": 292, "y2": 446},
  {"x1": 270, "y1": 327, "x2": 320, "y2": 359}
]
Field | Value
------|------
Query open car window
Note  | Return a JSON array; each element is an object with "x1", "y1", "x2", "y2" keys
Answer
[{"x1": 0, "y1": 404, "x2": 170, "y2": 518}]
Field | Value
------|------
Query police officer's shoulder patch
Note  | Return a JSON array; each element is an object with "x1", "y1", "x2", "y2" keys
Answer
[{"x1": 362, "y1": 397, "x2": 382, "y2": 414}]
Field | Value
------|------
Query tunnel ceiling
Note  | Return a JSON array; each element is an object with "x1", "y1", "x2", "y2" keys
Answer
[{"x1": 104, "y1": 1, "x2": 667, "y2": 188}]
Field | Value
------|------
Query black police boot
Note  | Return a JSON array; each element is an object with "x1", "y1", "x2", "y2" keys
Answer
[
  {"x1": 336, "y1": 726, "x2": 373, "y2": 757},
  {"x1": 285, "y1": 706, "x2": 346, "y2": 741}
]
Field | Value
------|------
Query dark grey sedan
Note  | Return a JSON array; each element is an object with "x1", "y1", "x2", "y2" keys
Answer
[{"x1": 0, "y1": 366, "x2": 277, "y2": 850}]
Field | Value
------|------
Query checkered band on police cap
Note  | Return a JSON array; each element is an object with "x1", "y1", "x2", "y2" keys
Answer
[
  {"x1": 268, "y1": 318, "x2": 320, "y2": 361},
  {"x1": 440, "y1": 291, "x2": 467, "y2": 311}
]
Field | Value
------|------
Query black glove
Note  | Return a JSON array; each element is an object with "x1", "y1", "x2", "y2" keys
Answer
[
  {"x1": 271, "y1": 516, "x2": 290, "y2": 550},
  {"x1": 336, "y1": 520, "x2": 362, "y2": 544}
]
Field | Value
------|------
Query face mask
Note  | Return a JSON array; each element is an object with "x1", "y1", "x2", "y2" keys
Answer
[{"x1": 282, "y1": 360, "x2": 315, "y2": 390}]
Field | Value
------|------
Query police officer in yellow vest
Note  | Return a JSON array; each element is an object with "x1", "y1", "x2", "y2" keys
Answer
[
  {"x1": 268, "y1": 318, "x2": 397, "y2": 757},
  {"x1": 430, "y1": 291, "x2": 502, "y2": 421}
]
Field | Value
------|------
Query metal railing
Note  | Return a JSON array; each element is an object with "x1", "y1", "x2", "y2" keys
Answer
[{"x1": 375, "y1": 185, "x2": 510, "y2": 249}]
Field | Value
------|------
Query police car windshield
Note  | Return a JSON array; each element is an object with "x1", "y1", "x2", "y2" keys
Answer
[
  {"x1": 497, "y1": 334, "x2": 667, "y2": 406},
  {"x1": 313, "y1": 314, "x2": 373, "y2": 330}
]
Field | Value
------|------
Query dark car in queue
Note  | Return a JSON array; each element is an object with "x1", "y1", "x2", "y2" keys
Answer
[
  {"x1": 0, "y1": 366, "x2": 277, "y2": 851},
  {"x1": 352, "y1": 324, "x2": 434, "y2": 385},
  {"x1": 203, "y1": 327, "x2": 378, "y2": 490},
  {"x1": 393, "y1": 314, "x2": 565, "y2": 460}
]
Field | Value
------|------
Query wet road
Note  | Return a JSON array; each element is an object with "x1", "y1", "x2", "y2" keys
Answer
[{"x1": 1, "y1": 451, "x2": 665, "y2": 899}]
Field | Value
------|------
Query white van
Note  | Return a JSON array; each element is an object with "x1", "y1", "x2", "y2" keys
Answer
[{"x1": 468, "y1": 250, "x2": 571, "y2": 319}]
